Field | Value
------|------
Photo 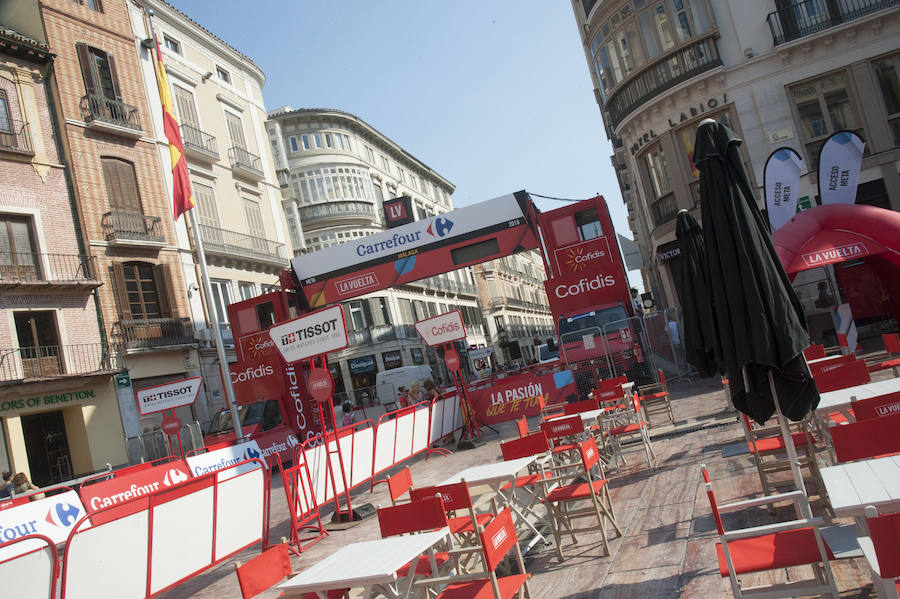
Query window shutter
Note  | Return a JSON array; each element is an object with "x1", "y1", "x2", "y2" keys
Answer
[
  {"x1": 106, "y1": 52, "x2": 123, "y2": 100},
  {"x1": 111, "y1": 263, "x2": 133, "y2": 320},
  {"x1": 152, "y1": 263, "x2": 177, "y2": 318},
  {"x1": 75, "y1": 43, "x2": 97, "y2": 96}
]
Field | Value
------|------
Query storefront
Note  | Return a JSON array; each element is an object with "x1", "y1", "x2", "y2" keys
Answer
[
  {"x1": 382, "y1": 350, "x2": 403, "y2": 370},
  {"x1": 348, "y1": 354, "x2": 377, "y2": 392},
  {"x1": 0, "y1": 375, "x2": 127, "y2": 487}
]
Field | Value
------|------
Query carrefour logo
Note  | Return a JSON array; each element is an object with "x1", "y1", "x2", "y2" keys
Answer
[
  {"x1": 47, "y1": 502, "x2": 81, "y2": 528},
  {"x1": 244, "y1": 446, "x2": 261, "y2": 461},
  {"x1": 426, "y1": 217, "x2": 453, "y2": 238}
]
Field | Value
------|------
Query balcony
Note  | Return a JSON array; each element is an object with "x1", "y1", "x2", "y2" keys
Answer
[
  {"x1": 0, "y1": 343, "x2": 122, "y2": 384},
  {"x1": 228, "y1": 146, "x2": 264, "y2": 180},
  {"x1": 80, "y1": 94, "x2": 142, "y2": 138},
  {"x1": 767, "y1": 0, "x2": 898, "y2": 45},
  {"x1": 114, "y1": 317, "x2": 195, "y2": 350},
  {"x1": 0, "y1": 119, "x2": 34, "y2": 156},
  {"x1": 606, "y1": 34, "x2": 722, "y2": 129},
  {"x1": 0, "y1": 253, "x2": 100, "y2": 291},
  {"x1": 347, "y1": 324, "x2": 418, "y2": 347},
  {"x1": 198, "y1": 223, "x2": 287, "y2": 269},
  {"x1": 299, "y1": 201, "x2": 375, "y2": 226},
  {"x1": 180, "y1": 124, "x2": 219, "y2": 162},
  {"x1": 101, "y1": 211, "x2": 165, "y2": 246}
]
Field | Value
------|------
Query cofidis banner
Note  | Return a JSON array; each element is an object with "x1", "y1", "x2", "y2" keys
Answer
[
  {"x1": 818, "y1": 131, "x2": 865, "y2": 205},
  {"x1": 764, "y1": 147, "x2": 803, "y2": 232},
  {"x1": 468, "y1": 370, "x2": 577, "y2": 425}
]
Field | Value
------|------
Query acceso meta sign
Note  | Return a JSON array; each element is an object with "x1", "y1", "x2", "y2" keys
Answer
[{"x1": 135, "y1": 376, "x2": 203, "y2": 416}]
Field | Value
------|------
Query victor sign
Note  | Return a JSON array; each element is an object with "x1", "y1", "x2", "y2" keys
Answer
[
  {"x1": 268, "y1": 304, "x2": 348, "y2": 363},
  {"x1": 414, "y1": 310, "x2": 466, "y2": 347},
  {"x1": 135, "y1": 376, "x2": 202, "y2": 416}
]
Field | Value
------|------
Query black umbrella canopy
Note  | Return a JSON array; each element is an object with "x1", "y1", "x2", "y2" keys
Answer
[
  {"x1": 674, "y1": 210, "x2": 717, "y2": 378},
  {"x1": 694, "y1": 120, "x2": 818, "y2": 424}
]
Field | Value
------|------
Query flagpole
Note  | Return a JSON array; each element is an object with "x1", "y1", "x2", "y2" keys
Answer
[{"x1": 146, "y1": 9, "x2": 243, "y2": 441}]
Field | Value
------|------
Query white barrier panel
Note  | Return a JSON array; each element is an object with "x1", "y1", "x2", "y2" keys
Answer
[
  {"x1": 304, "y1": 443, "x2": 332, "y2": 505},
  {"x1": 393, "y1": 411, "x2": 416, "y2": 463},
  {"x1": 0, "y1": 535, "x2": 56, "y2": 599},
  {"x1": 349, "y1": 426, "x2": 375, "y2": 488},
  {"x1": 412, "y1": 407, "x2": 430, "y2": 455},
  {"x1": 373, "y1": 417, "x2": 397, "y2": 475},
  {"x1": 187, "y1": 440, "x2": 265, "y2": 479},
  {"x1": 150, "y1": 480, "x2": 215, "y2": 594},
  {"x1": 0, "y1": 490, "x2": 87, "y2": 546},
  {"x1": 215, "y1": 467, "x2": 265, "y2": 560},
  {"x1": 292, "y1": 451, "x2": 318, "y2": 517}
]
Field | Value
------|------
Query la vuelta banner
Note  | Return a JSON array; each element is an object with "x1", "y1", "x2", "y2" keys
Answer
[
  {"x1": 818, "y1": 130, "x2": 865, "y2": 205},
  {"x1": 468, "y1": 370, "x2": 577, "y2": 425},
  {"x1": 764, "y1": 147, "x2": 803, "y2": 232}
]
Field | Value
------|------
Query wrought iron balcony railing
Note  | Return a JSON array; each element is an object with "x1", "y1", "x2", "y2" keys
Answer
[
  {"x1": 114, "y1": 317, "x2": 195, "y2": 350},
  {"x1": 0, "y1": 343, "x2": 122, "y2": 382},
  {"x1": 198, "y1": 223, "x2": 286, "y2": 263},
  {"x1": 101, "y1": 211, "x2": 165, "y2": 244},
  {"x1": 228, "y1": 146, "x2": 264, "y2": 178},
  {"x1": 299, "y1": 201, "x2": 375, "y2": 223},
  {"x1": 767, "y1": 0, "x2": 899, "y2": 45},
  {"x1": 0, "y1": 253, "x2": 98, "y2": 285},
  {"x1": 80, "y1": 94, "x2": 141, "y2": 132},
  {"x1": 180, "y1": 123, "x2": 219, "y2": 160},
  {"x1": 0, "y1": 119, "x2": 33, "y2": 154},
  {"x1": 606, "y1": 34, "x2": 722, "y2": 129}
]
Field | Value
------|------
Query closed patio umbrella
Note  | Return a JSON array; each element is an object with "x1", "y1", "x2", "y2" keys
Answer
[
  {"x1": 694, "y1": 119, "x2": 819, "y2": 503},
  {"x1": 674, "y1": 210, "x2": 717, "y2": 378}
]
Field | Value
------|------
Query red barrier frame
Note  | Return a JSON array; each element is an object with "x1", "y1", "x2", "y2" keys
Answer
[{"x1": 0, "y1": 533, "x2": 59, "y2": 599}]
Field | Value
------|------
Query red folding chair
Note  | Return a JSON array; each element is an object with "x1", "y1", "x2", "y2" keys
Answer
[
  {"x1": 700, "y1": 465, "x2": 838, "y2": 599},
  {"x1": 813, "y1": 359, "x2": 869, "y2": 393},
  {"x1": 516, "y1": 417, "x2": 530, "y2": 438},
  {"x1": 830, "y1": 412, "x2": 900, "y2": 463},
  {"x1": 563, "y1": 398, "x2": 599, "y2": 415},
  {"x1": 234, "y1": 544, "x2": 348, "y2": 599},
  {"x1": 376, "y1": 496, "x2": 463, "y2": 578},
  {"x1": 862, "y1": 506, "x2": 900, "y2": 599},
  {"x1": 803, "y1": 343, "x2": 827, "y2": 360},
  {"x1": 415, "y1": 508, "x2": 532, "y2": 599},
  {"x1": 387, "y1": 466, "x2": 413, "y2": 506},
  {"x1": 637, "y1": 369, "x2": 674, "y2": 426},
  {"x1": 410, "y1": 481, "x2": 496, "y2": 548},
  {"x1": 851, "y1": 390, "x2": 900, "y2": 421},
  {"x1": 499, "y1": 432, "x2": 553, "y2": 489},
  {"x1": 604, "y1": 393, "x2": 655, "y2": 470},
  {"x1": 541, "y1": 437, "x2": 621, "y2": 560},
  {"x1": 539, "y1": 415, "x2": 585, "y2": 464},
  {"x1": 740, "y1": 414, "x2": 821, "y2": 498},
  {"x1": 808, "y1": 354, "x2": 857, "y2": 378}
]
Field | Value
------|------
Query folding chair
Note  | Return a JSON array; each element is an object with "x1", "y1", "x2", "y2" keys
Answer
[
  {"x1": 861, "y1": 506, "x2": 900, "y2": 599},
  {"x1": 538, "y1": 396, "x2": 565, "y2": 421},
  {"x1": 498, "y1": 432, "x2": 555, "y2": 534},
  {"x1": 637, "y1": 369, "x2": 674, "y2": 426},
  {"x1": 234, "y1": 543, "x2": 348, "y2": 599},
  {"x1": 410, "y1": 481, "x2": 496, "y2": 549},
  {"x1": 700, "y1": 465, "x2": 839, "y2": 599},
  {"x1": 740, "y1": 414, "x2": 821, "y2": 498},
  {"x1": 387, "y1": 466, "x2": 413, "y2": 506},
  {"x1": 376, "y1": 496, "x2": 467, "y2": 578},
  {"x1": 604, "y1": 393, "x2": 655, "y2": 470},
  {"x1": 866, "y1": 333, "x2": 900, "y2": 375},
  {"x1": 829, "y1": 412, "x2": 900, "y2": 463},
  {"x1": 539, "y1": 415, "x2": 585, "y2": 464},
  {"x1": 850, "y1": 390, "x2": 900, "y2": 421},
  {"x1": 808, "y1": 354, "x2": 857, "y2": 378},
  {"x1": 516, "y1": 417, "x2": 530, "y2": 438},
  {"x1": 414, "y1": 508, "x2": 531, "y2": 599},
  {"x1": 803, "y1": 344, "x2": 827, "y2": 360},
  {"x1": 812, "y1": 358, "x2": 869, "y2": 393},
  {"x1": 541, "y1": 437, "x2": 621, "y2": 560}
]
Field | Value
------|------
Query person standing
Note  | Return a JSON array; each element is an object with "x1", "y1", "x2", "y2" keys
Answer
[
  {"x1": 12, "y1": 472, "x2": 44, "y2": 500},
  {"x1": 0, "y1": 472, "x2": 13, "y2": 499}
]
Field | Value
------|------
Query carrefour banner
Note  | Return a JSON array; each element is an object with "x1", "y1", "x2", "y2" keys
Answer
[
  {"x1": 0, "y1": 490, "x2": 87, "y2": 551},
  {"x1": 764, "y1": 147, "x2": 803, "y2": 232},
  {"x1": 186, "y1": 440, "x2": 266, "y2": 480},
  {"x1": 818, "y1": 131, "x2": 865, "y2": 205},
  {"x1": 468, "y1": 370, "x2": 577, "y2": 425}
]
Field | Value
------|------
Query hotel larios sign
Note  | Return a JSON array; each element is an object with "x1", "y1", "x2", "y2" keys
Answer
[
  {"x1": 801, "y1": 243, "x2": 869, "y2": 268},
  {"x1": 630, "y1": 94, "x2": 728, "y2": 155}
]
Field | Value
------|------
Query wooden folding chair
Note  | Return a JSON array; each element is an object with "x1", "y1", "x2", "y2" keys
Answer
[
  {"x1": 540, "y1": 437, "x2": 621, "y2": 560},
  {"x1": 850, "y1": 390, "x2": 900, "y2": 421},
  {"x1": 410, "y1": 481, "x2": 496, "y2": 549},
  {"x1": 604, "y1": 393, "x2": 655, "y2": 470},
  {"x1": 498, "y1": 432, "x2": 555, "y2": 530},
  {"x1": 700, "y1": 465, "x2": 838, "y2": 599},
  {"x1": 415, "y1": 508, "x2": 532, "y2": 599},
  {"x1": 861, "y1": 506, "x2": 900, "y2": 599},
  {"x1": 830, "y1": 412, "x2": 900, "y2": 463},
  {"x1": 387, "y1": 466, "x2": 413, "y2": 506},
  {"x1": 637, "y1": 369, "x2": 674, "y2": 426},
  {"x1": 516, "y1": 416, "x2": 530, "y2": 438},
  {"x1": 813, "y1": 359, "x2": 869, "y2": 393},
  {"x1": 538, "y1": 396, "x2": 565, "y2": 421},
  {"x1": 803, "y1": 343, "x2": 827, "y2": 360},
  {"x1": 234, "y1": 544, "x2": 348, "y2": 599},
  {"x1": 808, "y1": 354, "x2": 857, "y2": 378},
  {"x1": 539, "y1": 415, "x2": 585, "y2": 465},
  {"x1": 866, "y1": 333, "x2": 900, "y2": 375},
  {"x1": 740, "y1": 414, "x2": 821, "y2": 498}
]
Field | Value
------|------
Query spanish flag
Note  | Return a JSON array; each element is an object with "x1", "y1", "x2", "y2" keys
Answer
[{"x1": 153, "y1": 36, "x2": 194, "y2": 220}]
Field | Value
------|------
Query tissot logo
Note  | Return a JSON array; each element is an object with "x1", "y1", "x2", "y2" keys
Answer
[
  {"x1": 142, "y1": 385, "x2": 192, "y2": 404},
  {"x1": 426, "y1": 217, "x2": 453, "y2": 238},
  {"x1": 564, "y1": 247, "x2": 606, "y2": 273},
  {"x1": 336, "y1": 272, "x2": 379, "y2": 295}
]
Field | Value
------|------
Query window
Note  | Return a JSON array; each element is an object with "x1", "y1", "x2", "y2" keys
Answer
[
  {"x1": 114, "y1": 262, "x2": 177, "y2": 320},
  {"x1": 193, "y1": 182, "x2": 221, "y2": 239},
  {"x1": 574, "y1": 208, "x2": 603, "y2": 241},
  {"x1": 288, "y1": 136, "x2": 299, "y2": 152},
  {"x1": 0, "y1": 216, "x2": 39, "y2": 280},
  {"x1": 325, "y1": 132, "x2": 334, "y2": 148},
  {"x1": 163, "y1": 35, "x2": 182, "y2": 55},
  {"x1": 172, "y1": 86, "x2": 199, "y2": 128},
  {"x1": 15, "y1": 312, "x2": 63, "y2": 377},
  {"x1": 790, "y1": 73, "x2": 863, "y2": 166},
  {"x1": 347, "y1": 300, "x2": 371, "y2": 330},
  {"x1": 365, "y1": 146, "x2": 375, "y2": 162},
  {"x1": 76, "y1": 44, "x2": 121, "y2": 101},
  {"x1": 243, "y1": 197, "x2": 268, "y2": 251},
  {"x1": 398, "y1": 168, "x2": 406, "y2": 183},
  {"x1": 873, "y1": 54, "x2": 900, "y2": 147},
  {"x1": 239, "y1": 282, "x2": 257, "y2": 300},
  {"x1": 313, "y1": 133, "x2": 322, "y2": 149},
  {"x1": 71, "y1": 0, "x2": 101, "y2": 10},
  {"x1": 644, "y1": 145, "x2": 672, "y2": 198},
  {"x1": 381, "y1": 155, "x2": 390, "y2": 172},
  {"x1": 301, "y1": 134, "x2": 311, "y2": 150},
  {"x1": 209, "y1": 280, "x2": 231, "y2": 324},
  {"x1": 224, "y1": 112, "x2": 246, "y2": 150},
  {"x1": 0, "y1": 90, "x2": 10, "y2": 133},
  {"x1": 101, "y1": 157, "x2": 142, "y2": 212},
  {"x1": 216, "y1": 66, "x2": 231, "y2": 84}
]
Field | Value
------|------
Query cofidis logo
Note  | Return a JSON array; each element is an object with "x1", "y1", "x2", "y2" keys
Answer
[{"x1": 564, "y1": 246, "x2": 606, "y2": 273}]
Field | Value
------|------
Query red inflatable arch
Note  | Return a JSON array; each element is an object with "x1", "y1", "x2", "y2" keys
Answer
[{"x1": 772, "y1": 203, "x2": 900, "y2": 275}]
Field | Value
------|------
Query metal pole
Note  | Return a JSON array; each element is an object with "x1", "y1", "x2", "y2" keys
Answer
[{"x1": 766, "y1": 369, "x2": 812, "y2": 519}]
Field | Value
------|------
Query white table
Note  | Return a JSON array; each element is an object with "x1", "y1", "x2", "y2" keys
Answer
[
  {"x1": 278, "y1": 528, "x2": 450, "y2": 598},
  {"x1": 820, "y1": 455, "x2": 900, "y2": 518},
  {"x1": 808, "y1": 355, "x2": 846, "y2": 365},
  {"x1": 815, "y1": 378, "x2": 900, "y2": 432}
]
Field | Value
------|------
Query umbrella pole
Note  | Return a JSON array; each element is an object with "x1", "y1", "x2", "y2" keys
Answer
[{"x1": 766, "y1": 369, "x2": 813, "y2": 519}]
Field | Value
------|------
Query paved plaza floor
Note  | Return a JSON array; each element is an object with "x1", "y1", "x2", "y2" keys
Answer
[{"x1": 160, "y1": 376, "x2": 877, "y2": 599}]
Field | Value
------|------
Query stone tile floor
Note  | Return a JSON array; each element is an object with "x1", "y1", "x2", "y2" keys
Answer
[{"x1": 160, "y1": 376, "x2": 878, "y2": 598}]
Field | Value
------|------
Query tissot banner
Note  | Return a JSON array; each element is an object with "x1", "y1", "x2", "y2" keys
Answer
[
  {"x1": 468, "y1": 370, "x2": 577, "y2": 425},
  {"x1": 135, "y1": 376, "x2": 202, "y2": 415},
  {"x1": 268, "y1": 304, "x2": 348, "y2": 363},
  {"x1": 818, "y1": 131, "x2": 865, "y2": 205},
  {"x1": 764, "y1": 147, "x2": 803, "y2": 232}
]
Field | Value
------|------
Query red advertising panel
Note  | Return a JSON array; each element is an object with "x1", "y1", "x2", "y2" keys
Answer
[
  {"x1": 543, "y1": 269, "x2": 629, "y2": 318},
  {"x1": 468, "y1": 370, "x2": 578, "y2": 425},
  {"x1": 80, "y1": 459, "x2": 192, "y2": 520}
]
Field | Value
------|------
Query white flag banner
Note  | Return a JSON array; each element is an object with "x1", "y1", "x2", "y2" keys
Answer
[
  {"x1": 764, "y1": 147, "x2": 803, "y2": 232},
  {"x1": 818, "y1": 131, "x2": 865, "y2": 205}
]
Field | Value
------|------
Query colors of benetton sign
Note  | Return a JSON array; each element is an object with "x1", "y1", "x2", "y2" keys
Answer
[{"x1": 801, "y1": 243, "x2": 868, "y2": 267}]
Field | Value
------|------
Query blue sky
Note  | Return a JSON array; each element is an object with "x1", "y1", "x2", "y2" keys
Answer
[{"x1": 171, "y1": 0, "x2": 639, "y2": 286}]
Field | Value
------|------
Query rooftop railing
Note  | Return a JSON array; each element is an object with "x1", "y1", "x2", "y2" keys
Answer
[{"x1": 767, "y1": 0, "x2": 899, "y2": 45}]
